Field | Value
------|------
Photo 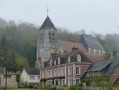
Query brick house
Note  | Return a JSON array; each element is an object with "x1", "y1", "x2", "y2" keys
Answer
[
  {"x1": 40, "y1": 47, "x2": 91, "y2": 86},
  {"x1": 0, "y1": 67, "x2": 16, "y2": 88},
  {"x1": 20, "y1": 68, "x2": 40, "y2": 86}
]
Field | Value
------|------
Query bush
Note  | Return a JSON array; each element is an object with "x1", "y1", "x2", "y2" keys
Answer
[
  {"x1": 44, "y1": 85, "x2": 51, "y2": 90},
  {"x1": 34, "y1": 86, "x2": 38, "y2": 89},
  {"x1": 50, "y1": 86, "x2": 56, "y2": 90}
]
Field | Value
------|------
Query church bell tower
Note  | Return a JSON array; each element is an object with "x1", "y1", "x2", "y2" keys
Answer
[{"x1": 36, "y1": 16, "x2": 58, "y2": 67}]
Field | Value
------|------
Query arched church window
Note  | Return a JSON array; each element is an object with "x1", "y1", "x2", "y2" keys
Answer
[
  {"x1": 50, "y1": 59, "x2": 53, "y2": 66},
  {"x1": 58, "y1": 57, "x2": 60, "y2": 64},
  {"x1": 77, "y1": 54, "x2": 81, "y2": 62}
]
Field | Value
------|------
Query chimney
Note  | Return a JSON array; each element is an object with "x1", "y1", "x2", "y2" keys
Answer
[
  {"x1": 113, "y1": 51, "x2": 117, "y2": 58},
  {"x1": 72, "y1": 47, "x2": 78, "y2": 52}
]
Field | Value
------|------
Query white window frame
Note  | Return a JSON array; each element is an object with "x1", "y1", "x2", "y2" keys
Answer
[
  {"x1": 30, "y1": 76, "x2": 35, "y2": 80},
  {"x1": 62, "y1": 68, "x2": 65, "y2": 76},
  {"x1": 58, "y1": 69, "x2": 61, "y2": 76},
  {"x1": 76, "y1": 66, "x2": 80, "y2": 75},
  {"x1": 54, "y1": 60, "x2": 56, "y2": 65},
  {"x1": 37, "y1": 76, "x2": 40, "y2": 80},
  {"x1": 54, "y1": 69, "x2": 57, "y2": 77},
  {"x1": 68, "y1": 67, "x2": 72, "y2": 75}
]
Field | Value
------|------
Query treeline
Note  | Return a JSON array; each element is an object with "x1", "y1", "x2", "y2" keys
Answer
[{"x1": 0, "y1": 17, "x2": 119, "y2": 71}]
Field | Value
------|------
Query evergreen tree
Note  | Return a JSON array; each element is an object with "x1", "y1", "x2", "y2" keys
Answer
[{"x1": 0, "y1": 36, "x2": 8, "y2": 66}]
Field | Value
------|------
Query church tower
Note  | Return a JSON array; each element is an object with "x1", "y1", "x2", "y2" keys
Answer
[{"x1": 36, "y1": 16, "x2": 58, "y2": 67}]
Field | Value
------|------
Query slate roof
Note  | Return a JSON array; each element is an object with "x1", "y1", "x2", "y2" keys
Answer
[
  {"x1": 86, "y1": 59, "x2": 112, "y2": 72},
  {"x1": 104, "y1": 59, "x2": 119, "y2": 76},
  {"x1": 24, "y1": 68, "x2": 40, "y2": 75},
  {"x1": 40, "y1": 16, "x2": 57, "y2": 30},
  {"x1": 80, "y1": 35, "x2": 104, "y2": 50},
  {"x1": 86, "y1": 58, "x2": 119, "y2": 75}
]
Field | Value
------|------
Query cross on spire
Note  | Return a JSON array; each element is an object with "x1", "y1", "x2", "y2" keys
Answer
[{"x1": 47, "y1": 4, "x2": 49, "y2": 16}]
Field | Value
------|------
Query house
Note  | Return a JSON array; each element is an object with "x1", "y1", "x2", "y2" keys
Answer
[
  {"x1": 20, "y1": 68, "x2": 40, "y2": 86},
  {"x1": 0, "y1": 67, "x2": 16, "y2": 88},
  {"x1": 81, "y1": 54, "x2": 119, "y2": 86},
  {"x1": 40, "y1": 47, "x2": 91, "y2": 86}
]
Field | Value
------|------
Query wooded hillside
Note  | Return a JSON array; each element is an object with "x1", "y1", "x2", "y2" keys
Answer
[{"x1": 0, "y1": 17, "x2": 118, "y2": 71}]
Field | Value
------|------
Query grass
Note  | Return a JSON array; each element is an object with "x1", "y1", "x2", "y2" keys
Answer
[{"x1": 7, "y1": 88, "x2": 36, "y2": 90}]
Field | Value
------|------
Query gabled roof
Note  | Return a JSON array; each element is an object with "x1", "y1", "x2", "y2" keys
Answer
[
  {"x1": 86, "y1": 58, "x2": 119, "y2": 74},
  {"x1": 104, "y1": 59, "x2": 119, "y2": 76},
  {"x1": 61, "y1": 40, "x2": 88, "y2": 54},
  {"x1": 80, "y1": 35, "x2": 104, "y2": 50},
  {"x1": 24, "y1": 68, "x2": 40, "y2": 75},
  {"x1": 40, "y1": 16, "x2": 57, "y2": 30},
  {"x1": 86, "y1": 59, "x2": 112, "y2": 72}
]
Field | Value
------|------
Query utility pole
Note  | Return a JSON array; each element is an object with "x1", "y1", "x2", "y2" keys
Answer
[{"x1": 5, "y1": 62, "x2": 7, "y2": 90}]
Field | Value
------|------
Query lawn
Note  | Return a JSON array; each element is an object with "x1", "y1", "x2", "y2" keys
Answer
[{"x1": 8, "y1": 88, "x2": 36, "y2": 90}]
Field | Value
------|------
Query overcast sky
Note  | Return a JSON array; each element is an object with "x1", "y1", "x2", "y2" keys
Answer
[{"x1": 0, "y1": 0, "x2": 119, "y2": 35}]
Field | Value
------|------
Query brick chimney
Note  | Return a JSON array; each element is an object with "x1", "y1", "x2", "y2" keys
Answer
[{"x1": 72, "y1": 47, "x2": 78, "y2": 52}]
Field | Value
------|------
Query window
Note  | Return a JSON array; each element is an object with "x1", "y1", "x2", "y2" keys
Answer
[
  {"x1": 51, "y1": 71, "x2": 53, "y2": 77},
  {"x1": 68, "y1": 67, "x2": 72, "y2": 75},
  {"x1": 30, "y1": 76, "x2": 35, "y2": 80},
  {"x1": 76, "y1": 79, "x2": 80, "y2": 84},
  {"x1": 77, "y1": 54, "x2": 81, "y2": 62},
  {"x1": 42, "y1": 72, "x2": 44, "y2": 78},
  {"x1": 113, "y1": 71, "x2": 117, "y2": 75},
  {"x1": 98, "y1": 71, "x2": 100, "y2": 75},
  {"x1": 68, "y1": 56, "x2": 71, "y2": 62},
  {"x1": 48, "y1": 71, "x2": 50, "y2": 78},
  {"x1": 92, "y1": 72, "x2": 95, "y2": 76},
  {"x1": 54, "y1": 69, "x2": 57, "y2": 77},
  {"x1": 58, "y1": 57, "x2": 60, "y2": 64},
  {"x1": 76, "y1": 67, "x2": 80, "y2": 75},
  {"x1": 37, "y1": 76, "x2": 40, "y2": 80},
  {"x1": 54, "y1": 60, "x2": 56, "y2": 65},
  {"x1": 62, "y1": 69, "x2": 65, "y2": 76},
  {"x1": 87, "y1": 72, "x2": 89, "y2": 76},
  {"x1": 50, "y1": 60, "x2": 53, "y2": 66},
  {"x1": 59, "y1": 69, "x2": 61, "y2": 76}
]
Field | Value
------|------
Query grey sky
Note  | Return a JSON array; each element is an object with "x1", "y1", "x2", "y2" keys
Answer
[{"x1": 0, "y1": 0, "x2": 119, "y2": 35}]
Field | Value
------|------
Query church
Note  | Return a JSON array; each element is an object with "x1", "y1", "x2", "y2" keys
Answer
[{"x1": 35, "y1": 15, "x2": 107, "y2": 86}]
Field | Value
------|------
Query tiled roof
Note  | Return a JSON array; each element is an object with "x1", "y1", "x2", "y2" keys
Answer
[
  {"x1": 24, "y1": 68, "x2": 40, "y2": 75},
  {"x1": 61, "y1": 40, "x2": 105, "y2": 62},
  {"x1": 43, "y1": 48, "x2": 91, "y2": 68},
  {"x1": 86, "y1": 54, "x2": 106, "y2": 62},
  {"x1": 61, "y1": 40, "x2": 88, "y2": 54},
  {"x1": 80, "y1": 35, "x2": 104, "y2": 50},
  {"x1": 40, "y1": 16, "x2": 57, "y2": 30}
]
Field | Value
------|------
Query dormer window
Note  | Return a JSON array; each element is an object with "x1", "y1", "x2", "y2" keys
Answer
[
  {"x1": 50, "y1": 60, "x2": 53, "y2": 66},
  {"x1": 113, "y1": 71, "x2": 117, "y2": 75},
  {"x1": 68, "y1": 56, "x2": 71, "y2": 62},
  {"x1": 58, "y1": 57, "x2": 60, "y2": 65},
  {"x1": 54, "y1": 60, "x2": 56, "y2": 65},
  {"x1": 77, "y1": 54, "x2": 81, "y2": 62}
]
